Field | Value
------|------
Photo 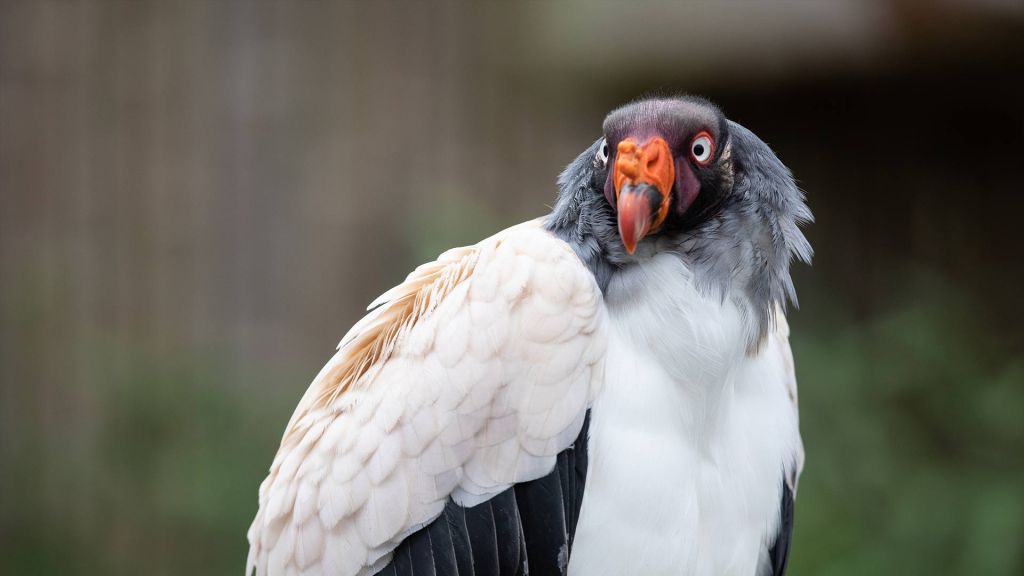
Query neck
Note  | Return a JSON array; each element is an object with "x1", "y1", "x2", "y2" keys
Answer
[
  {"x1": 547, "y1": 124, "x2": 811, "y2": 352},
  {"x1": 548, "y1": 195, "x2": 805, "y2": 353},
  {"x1": 545, "y1": 138, "x2": 618, "y2": 292}
]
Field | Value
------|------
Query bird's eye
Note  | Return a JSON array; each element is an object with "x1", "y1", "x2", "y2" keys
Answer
[
  {"x1": 595, "y1": 138, "x2": 610, "y2": 168},
  {"x1": 690, "y1": 132, "x2": 714, "y2": 166}
]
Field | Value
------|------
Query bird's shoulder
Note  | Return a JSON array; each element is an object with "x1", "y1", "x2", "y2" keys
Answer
[{"x1": 247, "y1": 218, "x2": 607, "y2": 576}]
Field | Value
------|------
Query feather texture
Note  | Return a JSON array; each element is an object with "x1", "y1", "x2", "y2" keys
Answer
[
  {"x1": 767, "y1": 482, "x2": 796, "y2": 576},
  {"x1": 377, "y1": 413, "x2": 590, "y2": 576},
  {"x1": 568, "y1": 254, "x2": 803, "y2": 576},
  {"x1": 247, "y1": 219, "x2": 606, "y2": 576}
]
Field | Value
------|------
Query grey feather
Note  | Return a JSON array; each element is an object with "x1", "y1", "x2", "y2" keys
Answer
[
  {"x1": 546, "y1": 138, "x2": 619, "y2": 293},
  {"x1": 546, "y1": 98, "x2": 812, "y2": 351},
  {"x1": 680, "y1": 120, "x2": 813, "y2": 350}
]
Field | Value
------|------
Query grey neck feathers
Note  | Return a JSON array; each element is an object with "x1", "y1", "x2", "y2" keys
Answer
[
  {"x1": 546, "y1": 122, "x2": 812, "y2": 352},
  {"x1": 545, "y1": 138, "x2": 620, "y2": 293}
]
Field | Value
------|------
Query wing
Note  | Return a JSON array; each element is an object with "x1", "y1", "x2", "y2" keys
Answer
[
  {"x1": 766, "y1": 309, "x2": 802, "y2": 576},
  {"x1": 377, "y1": 412, "x2": 590, "y2": 576},
  {"x1": 767, "y1": 482, "x2": 795, "y2": 576},
  {"x1": 247, "y1": 219, "x2": 607, "y2": 576}
]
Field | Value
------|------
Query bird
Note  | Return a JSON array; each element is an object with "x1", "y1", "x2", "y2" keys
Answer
[{"x1": 246, "y1": 95, "x2": 813, "y2": 576}]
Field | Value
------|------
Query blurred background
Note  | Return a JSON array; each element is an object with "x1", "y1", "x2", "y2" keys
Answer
[{"x1": 2, "y1": 1, "x2": 1022, "y2": 574}]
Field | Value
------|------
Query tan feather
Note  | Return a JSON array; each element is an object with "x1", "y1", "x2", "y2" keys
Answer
[
  {"x1": 282, "y1": 245, "x2": 479, "y2": 443},
  {"x1": 248, "y1": 220, "x2": 606, "y2": 576}
]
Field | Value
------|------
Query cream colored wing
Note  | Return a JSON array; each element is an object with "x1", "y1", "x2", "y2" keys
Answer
[
  {"x1": 246, "y1": 219, "x2": 606, "y2": 576},
  {"x1": 772, "y1": 306, "x2": 804, "y2": 490}
]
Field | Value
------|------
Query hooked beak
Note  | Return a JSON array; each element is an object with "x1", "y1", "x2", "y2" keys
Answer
[{"x1": 613, "y1": 136, "x2": 675, "y2": 254}]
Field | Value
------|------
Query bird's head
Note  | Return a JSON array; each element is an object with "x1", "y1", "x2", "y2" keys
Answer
[
  {"x1": 547, "y1": 95, "x2": 812, "y2": 348},
  {"x1": 599, "y1": 97, "x2": 733, "y2": 255}
]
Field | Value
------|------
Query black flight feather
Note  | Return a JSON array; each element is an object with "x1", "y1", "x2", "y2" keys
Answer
[
  {"x1": 767, "y1": 481, "x2": 796, "y2": 576},
  {"x1": 376, "y1": 412, "x2": 591, "y2": 576}
]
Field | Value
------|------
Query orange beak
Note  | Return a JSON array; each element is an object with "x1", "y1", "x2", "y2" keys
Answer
[{"x1": 613, "y1": 136, "x2": 675, "y2": 254}]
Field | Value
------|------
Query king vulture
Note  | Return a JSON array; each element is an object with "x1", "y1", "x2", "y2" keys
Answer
[{"x1": 247, "y1": 95, "x2": 813, "y2": 576}]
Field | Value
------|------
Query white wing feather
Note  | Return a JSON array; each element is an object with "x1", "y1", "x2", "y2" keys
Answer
[
  {"x1": 773, "y1": 306, "x2": 805, "y2": 490},
  {"x1": 247, "y1": 219, "x2": 606, "y2": 576}
]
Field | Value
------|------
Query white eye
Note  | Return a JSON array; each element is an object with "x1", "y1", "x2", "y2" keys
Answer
[
  {"x1": 690, "y1": 133, "x2": 713, "y2": 165},
  {"x1": 595, "y1": 138, "x2": 610, "y2": 168}
]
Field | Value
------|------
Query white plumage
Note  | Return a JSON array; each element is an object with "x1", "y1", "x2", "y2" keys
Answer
[
  {"x1": 247, "y1": 220, "x2": 606, "y2": 576},
  {"x1": 247, "y1": 223, "x2": 802, "y2": 576},
  {"x1": 568, "y1": 253, "x2": 802, "y2": 576},
  {"x1": 248, "y1": 95, "x2": 812, "y2": 576}
]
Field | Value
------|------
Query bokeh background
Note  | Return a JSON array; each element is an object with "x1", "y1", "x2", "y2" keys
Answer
[{"x1": 2, "y1": 1, "x2": 1023, "y2": 574}]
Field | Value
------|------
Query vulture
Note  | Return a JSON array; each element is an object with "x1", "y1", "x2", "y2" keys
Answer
[{"x1": 247, "y1": 95, "x2": 813, "y2": 576}]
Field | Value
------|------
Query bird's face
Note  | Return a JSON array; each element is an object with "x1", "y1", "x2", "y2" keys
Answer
[
  {"x1": 596, "y1": 98, "x2": 730, "y2": 255},
  {"x1": 548, "y1": 95, "x2": 811, "y2": 346}
]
